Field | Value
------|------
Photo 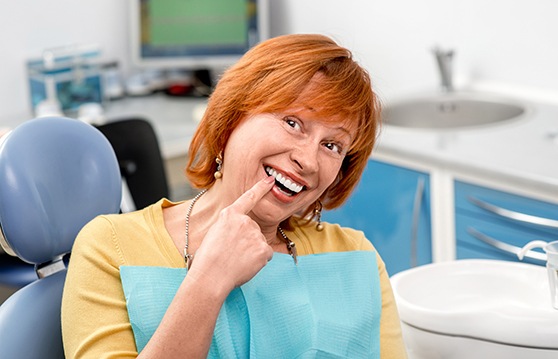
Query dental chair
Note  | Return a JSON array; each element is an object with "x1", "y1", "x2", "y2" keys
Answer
[
  {"x1": 0, "y1": 117, "x2": 122, "y2": 358},
  {"x1": 95, "y1": 118, "x2": 169, "y2": 212}
]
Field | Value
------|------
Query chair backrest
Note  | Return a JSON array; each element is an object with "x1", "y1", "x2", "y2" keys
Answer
[
  {"x1": 0, "y1": 117, "x2": 122, "y2": 358},
  {"x1": 95, "y1": 118, "x2": 169, "y2": 211}
]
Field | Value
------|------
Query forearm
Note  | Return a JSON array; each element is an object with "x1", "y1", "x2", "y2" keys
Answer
[{"x1": 137, "y1": 270, "x2": 230, "y2": 358}]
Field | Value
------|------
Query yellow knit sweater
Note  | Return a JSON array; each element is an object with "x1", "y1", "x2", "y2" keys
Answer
[{"x1": 61, "y1": 199, "x2": 407, "y2": 358}]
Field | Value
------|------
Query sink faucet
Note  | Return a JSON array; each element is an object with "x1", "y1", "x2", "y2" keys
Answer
[{"x1": 432, "y1": 47, "x2": 454, "y2": 92}]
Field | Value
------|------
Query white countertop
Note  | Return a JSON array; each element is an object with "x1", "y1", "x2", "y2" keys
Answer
[
  {"x1": 0, "y1": 94, "x2": 207, "y2": 160},
  {"x1": 374, "y1": 95, "x2": 558, "y2": 192}
]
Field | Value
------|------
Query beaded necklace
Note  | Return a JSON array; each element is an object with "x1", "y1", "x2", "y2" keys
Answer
[{"x1": 183, "y1": 190, "x2": 298, "y2": 269}]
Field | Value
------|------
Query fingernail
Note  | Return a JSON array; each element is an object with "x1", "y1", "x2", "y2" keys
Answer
[{"x1": 264, "y1": 175, "x2": 275, "y2": 184}]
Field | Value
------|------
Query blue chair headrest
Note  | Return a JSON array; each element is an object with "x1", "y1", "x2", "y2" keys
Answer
[{"x1": 0, "y1": 117, "x2": 122, "y2": 265}]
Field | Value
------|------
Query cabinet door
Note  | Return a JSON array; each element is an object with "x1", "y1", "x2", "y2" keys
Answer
[{"x1": 323, "y1": 159, "x2": 432, "y2": 275}]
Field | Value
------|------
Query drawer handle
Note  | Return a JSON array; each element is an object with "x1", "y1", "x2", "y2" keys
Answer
[
  {"x1": 468, "y1": 196, "x2": 558, "y2": 229},
  {"x1": 410, "y1": 177, "x2": 425, "y2": 268},
  {"x1": 467, "y1": 227, "x2": 547, "y2": 262}
]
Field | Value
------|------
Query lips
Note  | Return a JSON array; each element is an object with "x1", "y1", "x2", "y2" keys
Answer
[{"x1": 265, "y1": 166, "x2": 305, "y2": 195}]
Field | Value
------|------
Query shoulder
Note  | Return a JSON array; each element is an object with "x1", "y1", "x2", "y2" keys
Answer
[
  {"x1": 76, "y1": 206, "x2": 151, "y2": 243},
  {"x1": 80, "y1": 198, "x2": 175, "y2": 234},
  {"x1": 72, "y1": 199, "x2": 169, "y2": 266},
  {"x1": 290, "y1": 219, "x2": 374, "y2": 255}
]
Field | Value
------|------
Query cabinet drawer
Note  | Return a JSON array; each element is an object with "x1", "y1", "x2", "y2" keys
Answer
[
  {"x1": 456, "y1": 214, "x2": 554, "y2": 265},
  {"x1": 455, "y1": 180, "x2": 558, "y2": 264},
  {"x1": 454, "y1": 180, "x2": 558, "y2": 237}
]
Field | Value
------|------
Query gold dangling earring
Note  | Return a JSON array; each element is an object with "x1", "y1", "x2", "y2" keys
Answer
[
  {"x1": 214, "y1": 153, "x2": 223, "y2": 179},
  {"x1": 315, "y1": 200, "x2": 324, "y2": 231}
]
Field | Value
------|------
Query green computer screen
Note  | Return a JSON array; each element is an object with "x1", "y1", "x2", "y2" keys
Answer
[{"x1": 149, "y1": 0, "x2": 248, "y2": 47}]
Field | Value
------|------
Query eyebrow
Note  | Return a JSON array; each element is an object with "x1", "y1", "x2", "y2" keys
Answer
[
  {"x1": 321, "y1": 123, "x2": 354, "y2": 147},
  {"x1": 331, "y1": 125, "x2": 353, "y2": 138},
  {"x1": 294, "y1": 104, "x2": 355, "y2": 140}
]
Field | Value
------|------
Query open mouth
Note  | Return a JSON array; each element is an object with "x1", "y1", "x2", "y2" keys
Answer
[{"x1": 265, "y1": 166, "x2": 305, "y2": 196}]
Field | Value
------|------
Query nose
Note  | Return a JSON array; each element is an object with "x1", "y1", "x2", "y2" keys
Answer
[{"x1": 290, "y1": 139, "x2": 319, "y2": 173}]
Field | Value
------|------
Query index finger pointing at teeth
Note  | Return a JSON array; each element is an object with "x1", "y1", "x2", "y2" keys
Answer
[{"x1": 228, "y1": 176, "x2": 275, "y2": 214}]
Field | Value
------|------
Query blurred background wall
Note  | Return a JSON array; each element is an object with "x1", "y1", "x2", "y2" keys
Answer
[{"x1": 0, "y1": 0, "x2": 556, "y2": 121}]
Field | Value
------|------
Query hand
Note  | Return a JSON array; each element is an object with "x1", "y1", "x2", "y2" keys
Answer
[{"x1": 187, "y1": 176, "x2": 275, "y2": 293}]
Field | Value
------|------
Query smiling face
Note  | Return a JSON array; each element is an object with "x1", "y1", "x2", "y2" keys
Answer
[
  {"x1": 220, "y1": 103, "x2": 354, "y2": 227},
  {"x1": 186, "y1": 35, "x2": 380, "y2": 219}
]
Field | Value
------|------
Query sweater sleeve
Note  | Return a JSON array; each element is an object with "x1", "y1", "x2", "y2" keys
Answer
[
  {"x1": 61, "y1": 216, "x2": 139, "y2": 358},
  {"x1": 359, "y1": 238, "x2": 408, "y2": 359}
]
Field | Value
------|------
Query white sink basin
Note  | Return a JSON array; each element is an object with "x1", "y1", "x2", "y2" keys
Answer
[
  {"x1": 391, "y1": 259, "x2": 558, "y2": 358},
  {"x1": 383, "y1": 92, "x2": 526, "y2": 129}
]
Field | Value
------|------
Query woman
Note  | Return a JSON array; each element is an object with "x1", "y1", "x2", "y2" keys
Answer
[{"x1": 62, "y1": 34, "x2": 407, "y2": 358}]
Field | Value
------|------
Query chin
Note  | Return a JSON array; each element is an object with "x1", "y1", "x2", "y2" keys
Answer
[{"x1": 251, "y1": 203, "x2": 292, "y2": 226}]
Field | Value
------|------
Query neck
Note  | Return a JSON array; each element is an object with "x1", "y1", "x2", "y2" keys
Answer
[
  {"x1": 194, "y1": 183, "x2": 283, "y2": 245},
  {"x1": 185, "y1": 184, "x2": 297, "y2": 263},
  {"x1": 260, "y1": 225, "x2": 283, "y2": 245}
]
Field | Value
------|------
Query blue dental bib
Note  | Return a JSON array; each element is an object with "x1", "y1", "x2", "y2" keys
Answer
[{"x1": 120, "y1": 251, "x2": 382, "y2": 358}]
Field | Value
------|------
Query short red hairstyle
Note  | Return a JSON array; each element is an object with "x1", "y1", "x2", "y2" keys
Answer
[{"x1": 186, "y1": 34, "x2": 381, "y2": 218}]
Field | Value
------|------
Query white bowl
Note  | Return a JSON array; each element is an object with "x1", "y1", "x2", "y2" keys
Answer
[{"x1": 391, "y1": 259, "x2": 558, "y2": 356}]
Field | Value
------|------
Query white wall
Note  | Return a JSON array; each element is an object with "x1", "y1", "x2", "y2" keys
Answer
[
  {"x1": 0, "y1": 0, "x2": 129, "y2": 121},
  {"x1": 1, "y1": 0, "x2": 557, "y2": 122},
  {"x1": 272, "y1": 0, "x2": 558, "y2": 103}
]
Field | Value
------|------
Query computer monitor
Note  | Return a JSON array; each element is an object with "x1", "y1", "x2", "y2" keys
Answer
[{"x1": 128, "y1": 0, "x2": 270, "y2": 72}]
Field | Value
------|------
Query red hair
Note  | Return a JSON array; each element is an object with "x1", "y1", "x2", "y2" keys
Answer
[{"x1": 186, "y1": 34, "x2": 381, "y2": 218}]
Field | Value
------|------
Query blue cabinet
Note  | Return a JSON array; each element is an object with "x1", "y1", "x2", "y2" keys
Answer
[
  {"x1": 323, "y1": 159, "x2": 432, "y2": 275},
  {"x1": 455, "y1": 180, "x2": 558, "y2": 265}
]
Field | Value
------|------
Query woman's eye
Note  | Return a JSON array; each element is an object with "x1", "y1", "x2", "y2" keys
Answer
[
  {"x1": 284, "y1": 117, "x2": 301, "y2": 130},
  {"x1": 324, "y1": 142, "x2": 343, "y2": 154}
]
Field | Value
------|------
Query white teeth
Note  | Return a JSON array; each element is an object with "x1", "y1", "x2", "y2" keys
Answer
[{"x1": 265, "y1": 166, "x2": 304, "y2": 193}]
